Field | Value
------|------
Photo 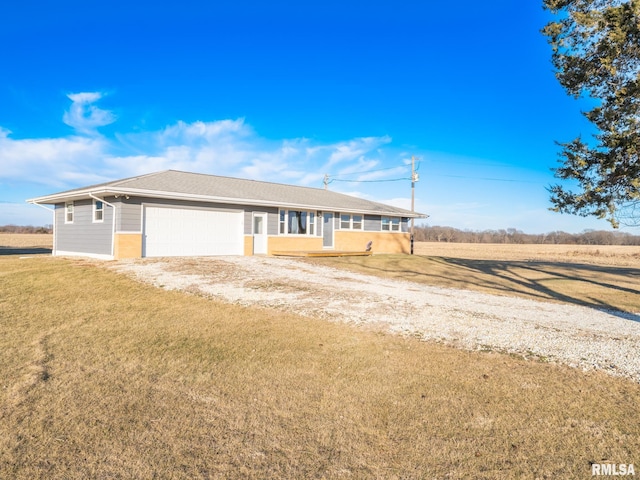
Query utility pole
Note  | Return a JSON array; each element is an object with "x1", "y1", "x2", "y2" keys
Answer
[
  {"x1": 410, "y1": 155, "x2": 419, "y2": 255},
  {"x1": 323, "y1": 174, "x2": 329, "y2": 190}
]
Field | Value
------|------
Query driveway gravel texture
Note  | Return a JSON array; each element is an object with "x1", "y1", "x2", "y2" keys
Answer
[{"x1": 112, "y1": 256, "x2": 640, "y2": 383}]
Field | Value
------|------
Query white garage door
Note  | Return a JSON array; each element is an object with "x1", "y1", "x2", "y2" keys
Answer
[{"x1": 143, "y1": 206, "x2": 244, "y2": 257}]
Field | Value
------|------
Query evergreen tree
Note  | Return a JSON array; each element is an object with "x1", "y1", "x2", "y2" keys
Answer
[{"x1": 543, "y1": 0, "x2": 640, "y2": 226}]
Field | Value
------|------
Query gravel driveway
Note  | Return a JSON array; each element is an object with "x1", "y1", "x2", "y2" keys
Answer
[{"x1": 113, "y1": 256, "x2": 640, "y2": 382}]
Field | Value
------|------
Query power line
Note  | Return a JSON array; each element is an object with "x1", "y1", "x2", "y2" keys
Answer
[
  {"x1": 329, "y1": 164, "x2": 408, "y2": 179},
  {"x1": 329, "y1": 177, "x2": 411, "y2": 183},
  {"x1": 432, "y1": 174, "x2": 540, "y2": 184}
]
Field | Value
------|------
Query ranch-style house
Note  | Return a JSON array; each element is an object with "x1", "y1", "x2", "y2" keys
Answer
[{"x1": 27, "y1": 170, "x2": 424, "y2": 260}]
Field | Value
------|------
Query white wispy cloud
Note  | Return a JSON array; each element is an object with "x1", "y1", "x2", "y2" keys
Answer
[
  {"x1": 326, "y1": 136, "x2": 392, "y2": 166},
  {"x1": 63, "y1": 92, "x2": 116, "y2": 135},
  {"x1": 4, "y1": 96, "x2": 412, "y2": 219},
  {"x1": 105, "y1": 120, "x2": 397, "y2": 187},
  {"x1": 0, "y1": 130, "x2": 108, "y2": 187}
]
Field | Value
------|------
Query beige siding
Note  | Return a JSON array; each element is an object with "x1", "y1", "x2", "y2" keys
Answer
[
  {"x1": 114, "y1": 233, "x2": 143, "y2": 259},
  {"x1": 268, "y1": 236, "x2": 323, "y2": 254},
  {"x1": 334, "y1": 231, "x2": 410, "y2": 254},
  {"x1": 244, "y1": 236, "x2": 253, "y2": 256}
]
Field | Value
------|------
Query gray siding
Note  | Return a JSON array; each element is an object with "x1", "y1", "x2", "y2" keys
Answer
[
  {"x1": 363, "y1": 214, "x2": 408, "y2": 232},
  {"x1": 364, "y1": 215, "x2": 381, "y2": 232},
  {"x1": 114, "y1": 197, "x2": 142, "y2": 232},
  {"x1": 113, "y1": 197, "x2": 280, "y2": 236},
  {"x1": 118, "y1": 198, "x2": 244, "y2": 233},
  {"x1": 267, "y1": 211, "x2": 279, "y2": 235},
  {"x1": 243, "y1": 207, "x2": 279, "y2": 235},
  {"x1": 55, "y1": 200, "x2": 113, "y2": 255}
]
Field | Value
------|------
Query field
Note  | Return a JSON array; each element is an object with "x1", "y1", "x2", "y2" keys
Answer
[
  {"x1": 1, "y1": 236, "x2": 639, "y2": 478},
  {"x1": 413, "y1": 242, "x2": 640, "y2": 267},
  {"x1": 0, "y1": 233, "x2": 53, "y2": 249}
]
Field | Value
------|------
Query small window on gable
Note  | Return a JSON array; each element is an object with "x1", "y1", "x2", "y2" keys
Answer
[
  {"x1": 93, "y1": 200, "x2": 104, "y2": 222},
  {"x1": 65, "y1": 202, "x2": 74, "y2": 223}
]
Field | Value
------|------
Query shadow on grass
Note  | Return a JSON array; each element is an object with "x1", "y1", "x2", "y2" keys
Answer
[
  {"x1": 0, "y1": 247, "x2": 52, "y2": 256},
  {"x1": 436, "y1": 257, "x2": 640, "y2": 323},
  {"x1": 326, "y1": 255, "x2": 640, "y2": 323}
]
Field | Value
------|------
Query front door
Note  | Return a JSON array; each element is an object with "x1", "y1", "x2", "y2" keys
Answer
[
  {"x1": 252, "y1": 212, "x2": 268, "y2": 254},
  {"x1": 322, "y1": 212, "x2": 334, "y2": 249}
]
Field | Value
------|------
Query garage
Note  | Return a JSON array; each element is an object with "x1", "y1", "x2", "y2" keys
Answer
[{"x1": 143, "y1": 206, "x2": 244, "y2": 257}]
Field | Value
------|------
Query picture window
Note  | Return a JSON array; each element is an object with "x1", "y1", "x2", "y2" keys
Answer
[{"x1": 279, "y1": 209, "x2": 316, "y2": 236}]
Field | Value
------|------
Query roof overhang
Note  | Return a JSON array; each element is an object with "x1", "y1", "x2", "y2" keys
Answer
[{"x1": 27, "y1": 187, "x2": 426, "y2": 218}]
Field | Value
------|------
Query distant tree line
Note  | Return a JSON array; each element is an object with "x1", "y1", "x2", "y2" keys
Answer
[
  {"x1": 3, "y1": 223, "x2": 639, "y2": 245},
  {"x1": 413, "y1": 225, "x2": 640, "y2": 246},
  {"x1": 0, "y1": 225, "x2": 53, "y2": 234}
]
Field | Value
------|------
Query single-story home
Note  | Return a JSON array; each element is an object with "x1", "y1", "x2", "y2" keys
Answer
[{"x1": 27, "y1": 170, "x2": 425, "y2": 260}]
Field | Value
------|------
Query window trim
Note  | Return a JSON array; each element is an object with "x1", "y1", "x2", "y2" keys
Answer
[
  {"x1": 381, "y1": 216, "x2": 400, "y2": 232},
  {"x1": 93, "y1": 199, "x2": 104, "y2": 223},
  {"x1": 65, "y1": 202, "x2": 74, "y2": 224},
  {"x1": 340, "y1": 213, "x2": 351, "y2": 230},
  {"x1": 339, "y1": 213, "x2": 364, "y2": 231},
  {"x1": 278, "y1": 209, "x2": 318, "y2": 236},
  {"x1": 309, "y1": 211, "x2": 316, "y2": 235}
]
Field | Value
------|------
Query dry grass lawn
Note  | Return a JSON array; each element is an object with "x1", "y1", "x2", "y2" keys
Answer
[
  {"x1": 307, "y1": 242, "x2": 640, "y2": 314},
  {"x1": 1, "y1": 256, "x2": 639, "y2": 479}
]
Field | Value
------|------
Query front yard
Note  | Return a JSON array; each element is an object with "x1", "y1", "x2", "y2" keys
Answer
[{"x1": 1, "y1": 255, "x2": 638, "y2": 479}]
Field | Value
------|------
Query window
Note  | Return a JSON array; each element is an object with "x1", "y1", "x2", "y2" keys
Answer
[
  {"x1": 279, "y1": 209, "x2": 316, "y2": 235},
  {"x1": 65, "y1": 202, "x2": 74, "y2": 223},
  {"x1": 382, "y1": 216, "x2": 400, "y2": 231},
  {"x1": 93, "y1": 200, "x2": 104, "y2": 222},
  {"x1": 339, "y1": 214, "x2": 364, "y2": 230},
  {"x1": 253, "y1": 215, "x2": 263, "y2": 234},
  {"x1": 289, "y1": 210, "x2": 307, "y2": 234}
]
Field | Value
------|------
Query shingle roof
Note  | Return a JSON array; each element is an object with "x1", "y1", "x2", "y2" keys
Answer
[{"x1": 28, "y1": 170, "x2": 425, "y2": 217}]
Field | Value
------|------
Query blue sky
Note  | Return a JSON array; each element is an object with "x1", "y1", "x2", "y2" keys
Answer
[{"x1": 1, "y1": 0, "x2": 634, "y2": 234}]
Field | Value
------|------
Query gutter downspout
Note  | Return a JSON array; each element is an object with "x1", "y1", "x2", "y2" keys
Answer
[
  {"x1": 89, "y1": 193, "x2": 117, "y2": 260},
  {"x1": 27, "y1": 200, "x2": 56, "y2": 255}
]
